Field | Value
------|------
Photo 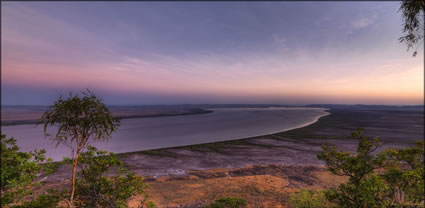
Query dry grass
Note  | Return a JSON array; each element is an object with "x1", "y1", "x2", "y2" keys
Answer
[
  {"x1": 30, "y1": 165, "x2": 346, "y2": 208},
  {"x1": 129, "y1": 165, "x2": 347, "y2": 208}
]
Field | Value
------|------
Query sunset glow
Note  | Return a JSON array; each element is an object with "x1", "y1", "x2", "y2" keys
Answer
[{"x1": 2, "y1": 2, "x2": 424, "y2": 105}]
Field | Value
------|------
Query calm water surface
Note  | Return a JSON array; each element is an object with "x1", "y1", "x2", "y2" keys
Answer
[{"x1": 1, "y1": 107, "x2": 329, "y2": 161}]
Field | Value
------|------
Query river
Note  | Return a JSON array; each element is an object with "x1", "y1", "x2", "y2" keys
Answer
[{"x1": 1, "y1": 107, "x2": 329, "y2": 161}]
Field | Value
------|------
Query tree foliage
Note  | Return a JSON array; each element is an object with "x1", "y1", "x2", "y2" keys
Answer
[
  {"x1": 73, "y1": 146, "x2": 154, "y2": 208},
  {"x1": 10, "y1": 190, "x2": 64, "y2": 208},
  {"x1": 312, "y1": 129, "x2": 424, "y2": 208},
  {"x1": 38, "y1": 89, "x2": 120, "y2": 206},
  {"x1": 38, "y1": 89, "x2": 120, "y2": 151},
  {"x1": 1, "y1": 135, "x2": 153, "y2": 208},
  {"x1": 381, "y1": 140, "x2": 424, "y2": 206},
  {"x1": 317, "y1": 129, "x2": 390, "y2": 207},
  {"x1": 289, "y1": 190, "x2": 332, "y2": 208},
  {"x1": 399, "y1": 0, "x2": 425, "y2": 57},
  {"x1": 1, "y1": 134, "x2": 46, "y2": 207}
]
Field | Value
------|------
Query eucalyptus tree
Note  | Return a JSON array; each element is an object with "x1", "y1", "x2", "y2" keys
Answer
[
  {"x1": 38, "y1": 89, "x2": 120, "y2": 207},
  {"x1": 399, "y1": 0, "x2": 425, "y2": 57}
]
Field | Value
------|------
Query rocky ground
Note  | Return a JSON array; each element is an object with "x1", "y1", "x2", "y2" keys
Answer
[
  {"x1": 140, "y1": 164, "x2": 347, "y2": 208},
  {"x1": 35, "y1": 164, "x2": 346, "y2": 208}
]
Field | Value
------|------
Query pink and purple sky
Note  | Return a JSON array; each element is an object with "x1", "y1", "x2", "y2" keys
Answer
[{"x1": 1, "y1": 2, "x2": 424, "y2": 105}]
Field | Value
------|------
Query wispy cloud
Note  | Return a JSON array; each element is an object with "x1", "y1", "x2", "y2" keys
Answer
[
  {"x1": 123, "y1": 56, "x2": 143, "y2": 64},
  {"x1": 351, "y1": 15, "x2": 377, "y2": 30},
  {"x1": 343, "y1": 14, "x2": 378, "y2": 34}
]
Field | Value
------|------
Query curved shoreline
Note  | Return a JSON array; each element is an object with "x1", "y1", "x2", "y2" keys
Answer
[
  {"x1": 3, "y1": 107, "x2": 331, "y2": 162},
  {"x1": 251, "y1": 107, "x2": 330, "y2": 137},
  {"x1": 39, "y1": 106, "x2": 423, "y2": 182},
  {"x1": 42, "y1": 108, "x2": 332, "y2": 181},
  {"x1": 117, "y1": 107, "x2": 331, "y2": 156}
]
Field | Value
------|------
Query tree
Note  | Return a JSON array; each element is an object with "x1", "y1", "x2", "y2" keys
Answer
[
  {"x1": 399, "y1": 0, "x2": 425, "y2": 57},
  {"x1": 317, "y1": 129, "x2": 390, "y2": 208},
  {"x1": 38, "y1": 89, "x2": 120, "y2": 207},
  {"x1": 312, "y1": 129, "x2": 424, "y2": 208},
  {"x1": 0, "y1": 134, "x2": 46, "y2": 207}
]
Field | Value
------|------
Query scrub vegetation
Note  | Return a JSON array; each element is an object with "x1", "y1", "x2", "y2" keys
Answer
[
  {"x1": 290, "y1": 129, "x2": 424, "y2": 208},
  {"x1": 1, "y1": 90, "x2": 154, "y2": 208},
  {"x1": 3, "y1": 127, "x2": 423, "y2": 207},
  {"x1": 203, "y1": 197, "x2": 247, "y2": 208}
]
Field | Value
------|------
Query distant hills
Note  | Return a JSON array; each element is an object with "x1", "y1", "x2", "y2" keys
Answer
[{"x1": 305, "y1": 104, "x2": 424, "y2": 111}]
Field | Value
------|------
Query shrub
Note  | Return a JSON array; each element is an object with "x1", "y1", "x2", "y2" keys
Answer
[
  {"x1": 10, "y1": 191, "x2": 64, "y2": 208},
  {"x1": 289, "y1": 190, "x2": 332, "y2": 208},
  {"x1": 305, "y1": 129, "x2": 425, "y2": 208},
  {"x1": 203, "y1": 197, "x2": 247, "y2": 208},
  {"x1": 381, "y1": 140, "x2": 424, "y2": 206},
  {"x1": 317, "y1": 129, "x2": 391, "y2": 208},
  {"x1": 1, "y1": 134, "x2": 46, "y2": 207},
  {"x1": 73, "y1": 146, "x2": 153, "y2": 208}
]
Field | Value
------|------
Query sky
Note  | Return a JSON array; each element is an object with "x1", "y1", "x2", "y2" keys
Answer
[{"x1": 1, "y1": 2, "x2": 424, "y2": 105}]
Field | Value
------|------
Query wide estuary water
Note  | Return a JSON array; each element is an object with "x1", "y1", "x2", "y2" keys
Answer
[{"x1": 2, "y1": 107, "x2": 329, "y2": 161}]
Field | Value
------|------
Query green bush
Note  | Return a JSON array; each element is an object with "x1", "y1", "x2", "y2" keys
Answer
[
  {"x1": 291, "y1": 129, "x2": 424, "y2": 208},
  {"x1": 1, "y1": 134, "x2": 47, "y2": 207},
  {"x1": 317, "y1": 129, "x2": 391, "y2": 208},
  {"x1": 289, "y1": 190, "x2": 331, "y2": 208},
  {"x1": 1, "y1": 135, "x2": 154, "y2": 208},
  {"x1": 204, "y1": 197, "x2": 247, "y2": 208},
  {"x1": 73, "y1": 146, "x2": 154, "y2": 208},
  {"x1": 292, "y1": 129, "x2": 424, "y2": 208},
  {"x1": 381, "y1": 140, "x2": 424, "y2": 206},
  {"x1": 10, "y1": 191, "x2": 64, "y2": 208}
]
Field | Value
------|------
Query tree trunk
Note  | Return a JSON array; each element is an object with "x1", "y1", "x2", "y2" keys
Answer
[{"x1": 69, "y1": 153, "x2": 80, "y2": 207}]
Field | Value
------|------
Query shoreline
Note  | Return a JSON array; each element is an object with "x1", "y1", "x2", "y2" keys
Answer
[
  {"x1": 116, "y1": 108, "x2": 331, "y2": 156},
  {"x1": 3, "y1": 107, "x2": 331, "y2": 162}
]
